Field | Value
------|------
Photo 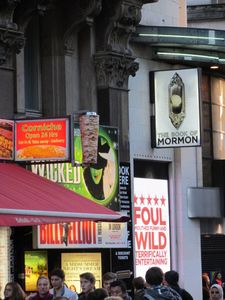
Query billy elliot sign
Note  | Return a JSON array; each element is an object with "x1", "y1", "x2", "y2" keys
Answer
[{"x1": 150, "y1": 68, "x2": 201, "y2": 148}]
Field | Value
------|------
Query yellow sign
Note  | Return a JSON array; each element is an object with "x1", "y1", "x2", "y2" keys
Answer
[
  {"x1": 24, "y1": 251, "x2": 48, "y2": 291},
  {"x1": 61, "y1": 253, "x2": 102, "y2": 293}
]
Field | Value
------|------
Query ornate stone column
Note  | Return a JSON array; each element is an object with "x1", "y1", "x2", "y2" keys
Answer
[{"x1": 94, "y1": 0, "x2": 154, "y2": 161}]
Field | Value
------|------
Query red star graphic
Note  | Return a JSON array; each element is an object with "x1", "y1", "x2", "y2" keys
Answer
[
  {"x1": 160, "y1": 196, "x2": 166, "y2": 206},
  {"x1": 140, "y1": 195, "x2": 145, "y2": 205},
  {"x1": 134, "y1": 194, "x2": 138, "y2": 205},
  {"x1": 147, "y1": 195, "x2": 152, "y2": 205},
  {"x1": 154, "y1": 196, "x2": 159, "y2": 205}
]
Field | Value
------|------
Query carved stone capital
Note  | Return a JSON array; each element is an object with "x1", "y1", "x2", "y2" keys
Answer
[
  {"x1": 94, "y1": 52, "x2": 139, "y2": 90},
  {"x1": 0, "y1": 27, "x2": 24, "y2": 65},
  {"x1": 96, "y1": 0, "x2": 144, "y2": 55}
]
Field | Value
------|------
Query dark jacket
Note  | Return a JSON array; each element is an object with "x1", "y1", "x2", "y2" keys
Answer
[
  {"x1": 123, "y1": 294, "x2": 132, "y2": 300},
  {"x1": 134, "y1": 289, "x2": 145, "y2": 300},
  {"x1": 168, "y1": 285, "x2": 193, "y2": 300},
  {"x1": 202, "y1": 287, "x2": 210, "y2": 300},
  {"x1": 143, "y1": 285, "x2": 182, "y2": 300},
  {"x1": 32, "y1": 293, "x2": 53, "y2": 300},
  {"x1": 78, "y1": 293, "x2": 86, "y2": 300}
]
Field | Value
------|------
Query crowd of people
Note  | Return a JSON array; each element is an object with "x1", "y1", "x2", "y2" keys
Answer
[
  {"x1": 2, "y1": 266, "x2": 224, "y2": 300},
  {"x1": 202, "y1": 272, "x2": 225, "y2": 300}
]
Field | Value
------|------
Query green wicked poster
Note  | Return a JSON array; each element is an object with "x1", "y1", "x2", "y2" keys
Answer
[{"x1": 31, "y1": 126, "x2": 120, "y2": 211}]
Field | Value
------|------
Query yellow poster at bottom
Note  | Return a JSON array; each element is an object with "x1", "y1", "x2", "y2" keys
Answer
[{"x1": 61, "y1": 253, "x2": 102, "y2": 293}]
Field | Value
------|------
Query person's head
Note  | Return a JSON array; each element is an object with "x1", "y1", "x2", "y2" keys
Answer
[
  {"x1": 102, "y1": 272, "x2": 117, "y2": 293},
  {"x1": 164, "y1": 270, "x2": 179, "y2": 287},
  {"x1": 145, "y1": 267, "x2": 163, "y2": 287},
  {"x1": 210, "y1": 284, "x2": 223, "y2": 300},
  {"x1": 50, "y1": 269, "x2": 65, "y2": 289},
  {"x1": 36, "y1": 276, "x2": 51, "y2": 296},
  {"x1": 202, "y1": 274, "x2": 210, "y2": 289},
  {"x1": 214, "y1": 272, "x2": 222, "y2": 280},
  {"x1": 4, "y1": 282, "x2": 26, "y2": 300},
  {"x1": 86, "y1": 288, "x2": 108, "y2": 300},
  {"x1": 69, "y1": 285, "x2": 76, "y2": 292},
  {"x1": 110, "y1": 280, "x2": 127, "y2": 299},
  {"x1": 132, "y1": 277, "x2": 145, "y2": 291},
  {"x1": 80, "y1": 272, "x2": 95, "y2": 295}
]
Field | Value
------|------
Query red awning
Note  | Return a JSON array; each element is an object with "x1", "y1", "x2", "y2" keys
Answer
[{"x1": 0, "y1": 163, "x2": 127, "y2": 226}]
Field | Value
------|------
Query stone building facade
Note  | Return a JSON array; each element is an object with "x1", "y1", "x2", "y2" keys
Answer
[{"x1": 0, "y1": 0, "x2": 157, "y2": 161}]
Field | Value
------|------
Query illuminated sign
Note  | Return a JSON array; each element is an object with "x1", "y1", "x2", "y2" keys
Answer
[
  {"x1": 151, "y1": 68, "x2": 201, "y2": 148},
  {"x1": 134, "y1": 178, "x2": 171, "y2": 276},
  {"x1": 31, "y1": 126, "x2": 119, "y2": 210},
  {"x1": 61, "y1": 253, "x2": 102, "y2": 293},
  {"x1": 0, "y1": 119, "x2": 14, "y2": 160},
  {"x1": 24, "y1": 251, "x2": 48, "y2": 291},
  {"x1": 35, "y1": 221, "x2": 128, "y2": 249},
  {"x1": 31, "y1": 126, "x2": 125, "y2": 250},
  {"x1": 15, "y1": 118, "x2": 70, "y2": 162}
]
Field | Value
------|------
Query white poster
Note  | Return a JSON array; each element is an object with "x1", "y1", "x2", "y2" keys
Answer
[
  {"x1": 153, "y1": 68, "x2": 201, "y2": 148},
  {"x1": 134, "y1": 178, "x2": 171, "y2": 277},
  {"x1": 36, "y1": 221, "x2": 128, "y2": 249}
]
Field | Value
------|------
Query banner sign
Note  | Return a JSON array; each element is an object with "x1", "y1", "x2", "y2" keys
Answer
[
  {"x1": 119, "y1": 163, "x2": 132, "y2": 217},
  {"x1": 151, "y1": 68, "x2": 201, "y2": 148},
  {"x1": 31, "y1": 126, "x2": 119, "y2": 210},
  {"x1": 15, "y1": 118, "x2": 70, "y2": 162},
  {"x1": 62, "y1": 253, "x2": 102, "y2": 293},
  {"x1": 24, "y1": 251, "x2": 48, "y2": 291},
  {"x1": 32, "y1": 126, "x2": 125, "y2": 249},
  {"x1": 35, "y1": 221, "x2": 128, "y2": 249},
  {"x1": 0, "y1": 119, "x2": 14, "y2": 160},
  {"x1": 134, "y1": 178, "x2": 171, "y2": 276},
  {"x1": 112, "y1": 163, "x2": 133, "y2": 277}
]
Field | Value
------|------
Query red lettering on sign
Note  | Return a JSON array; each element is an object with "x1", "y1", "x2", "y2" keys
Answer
[
  {"x1": 39, "y1": 221, "x2": 97, "y2": 245},
  {"x1": 135, "y1": 231, "x2": 167, "y2": 250},
  {"x1": 134, "y1": 207, "x2": 166, "y2": 225}
]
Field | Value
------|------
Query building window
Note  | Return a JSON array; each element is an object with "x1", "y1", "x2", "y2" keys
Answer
[
  {"x1": 211, "y1": 77, "x2": 225, "y2": 159},
  {"x1": 24, "y1": 15, "x2": 42, "y2": 115},
  {"x1": 201, "y1": 74, "x2": 213, "y2": 186},
  {"x1": 202, "y1": 74, "x2": 225, "y2": 186}
]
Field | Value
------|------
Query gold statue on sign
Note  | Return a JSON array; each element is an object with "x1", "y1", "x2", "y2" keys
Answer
[{"x1": 169, "y1": 72, "x2": 185, "y2": 129}]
